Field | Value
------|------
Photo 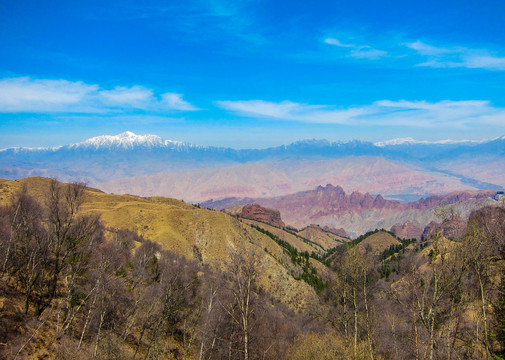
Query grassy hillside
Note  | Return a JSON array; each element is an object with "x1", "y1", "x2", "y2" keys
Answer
[
  {"x1": 297, "y1": 224, "x2": 347, "y2": 249},
  {"x1": 357, "y1": 230, "x2": 401, "y2": 255},
  {"x1": 2, "y1": 177, "x2": 505, "y2": 359},
  {"x1": 0, "y1": 177, "x2": 317, "y2": 310},
  {"x1": 241, "y1": 219, "x2": 323, "y2": 254}
]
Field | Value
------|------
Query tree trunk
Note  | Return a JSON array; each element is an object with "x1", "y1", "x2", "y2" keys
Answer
[
  {"x1": 93, "y1": 310, "x2": 105, "y2": 359},
  {"x1": 353, "y1": 286, "x2": 358, "y2": 358},
  {"x1": 477, "y1": 271, "x2": 490, "y2": 357},
  {"x1": 363, "y1": 271, "x2": 374, "y2": 360}
]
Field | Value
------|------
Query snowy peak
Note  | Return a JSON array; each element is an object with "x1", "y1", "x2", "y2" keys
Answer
[
  {"x1": 374, "y1": 137, "x2": 480, "y2": 147},
  {"x1": 69, "y1": 131, "x2": 184, "y2": 150},
  {"x1": 0, "y1": 146, "x2": 63, "y2": 153},
  {"x1": 374, "y1": 137, "x2": 417, "y2": 146}
]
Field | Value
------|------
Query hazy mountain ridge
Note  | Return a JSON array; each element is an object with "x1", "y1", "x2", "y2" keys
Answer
[
  {"x1": 1, "y1": 132, "x2": 504, "y2": 202},
  {"x1": 202, "y1": 185, "x2": 499, "y2": 237},
  {"x1": 3, "y1": 131, "x2": 503, "y2": 159}
]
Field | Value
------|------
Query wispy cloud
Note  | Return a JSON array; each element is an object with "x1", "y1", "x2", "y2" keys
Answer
[
  {"x1": 94, "y1": 0, "x2": 265, "y2": 46},
  {"x1": 322, "y1": 33, "x2": 505, "y2": 71},
  {"x1": 0, "y1": 77, "x2": 199, "y2": 113},
  {"x1": 161, "y1": 93, "x2": 199, "y2": 111},
  {"x1": 406, "y1": 40, "x2": 505, "y2": 71},
  {"x1": 324, "y1": 38, "x2": 354, "y2": 48},
  {"x1": 324, "y1": 37, "x2": 387, "y2": 60},
  {"x1": 217, "y1": 99, "x2": 505, "y2": 128},
  {"x1": 217, "y1": 100, "x2": 367, "y2": 124},
  {"x1": 196, "y1": 0, "x2": 265, "y2": 45},
  {"x1": 99, "y1": 86, "x2": 154, "y2": 106}
]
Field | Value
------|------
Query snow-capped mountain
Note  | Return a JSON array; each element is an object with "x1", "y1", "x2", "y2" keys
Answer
[
  {"x1": 374, "y1": 137, "x2": 480, "y2": 147},
  {"x1": 68, "y1": 131, "x2": 186, "y2": 151},
  {"x1": 1, "y1": 131, "x2": 501, "y2": 155},
  {"x1": 0, "y1": 131, "x2": 504, "y2": 202}
]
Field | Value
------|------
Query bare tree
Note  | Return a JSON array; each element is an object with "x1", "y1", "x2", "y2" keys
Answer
[
  {"x1": 35, "y1": 180, "x2": 88, "y2": 315},
  {"x1": 220, "y1": 251, "x2": 258, "y2": 360},
  {"x1": 2, "y1": 186, "x2": 49, "y2": 314}
]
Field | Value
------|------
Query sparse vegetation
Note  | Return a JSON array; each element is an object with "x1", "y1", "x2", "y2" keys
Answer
[
  {"x1": 250, "y1": 224, "x2": 327, "y2": 292},
  {"x1": 1, "y1": 178, "x2": 505, "y2": 359}
]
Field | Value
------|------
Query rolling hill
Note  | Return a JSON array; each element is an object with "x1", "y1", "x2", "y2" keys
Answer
[{"x1": 0, "y1": 177, "x2": 319, "y2": 310}]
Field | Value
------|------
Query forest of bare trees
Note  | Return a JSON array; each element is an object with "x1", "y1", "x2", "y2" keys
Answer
[{"x1": 0, "y1": 180, "x2": 504, "y2": 359}]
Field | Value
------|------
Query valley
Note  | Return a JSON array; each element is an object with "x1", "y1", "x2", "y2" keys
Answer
[
  {"x1": 1, "y1": 176, "x2": 504, "y2": 359},
  {"x1": 1, "y1": 133, "x2": 504, "y2": 359}
]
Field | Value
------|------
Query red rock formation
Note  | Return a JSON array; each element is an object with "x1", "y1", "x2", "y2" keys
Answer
[
  {"x1": 204, "y1": 185, "x2": 495, "y2": 235},
  {"x1": 257, "y1": 185, "x2": 494, "y2": 218},
  {"x1": 240, "y1": 204, "x2": 285, "y2": 228}
]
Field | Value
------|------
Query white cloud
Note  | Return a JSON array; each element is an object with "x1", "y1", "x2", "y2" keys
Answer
[
  {"x1": 217, "y1": 100, "x2": 367, "y2": 124},
  {"x1": 406, "y1": 41, "x2": 452, "y2": 56},
  {"x1": 161, "y1": 93, "x2": 199, "y2": 111},
  {"x1": 99, "y1": 86, "x2": 153, "y2": 106},
  {"x1": 407, "y1": 41, "x2": 505, "y2": 71},
  {"x1": 217, "y1": 100, "x2": 321, "y2": 119},
  {"x1": 373, "y1": 100, "x2": 500, "y2": 126},
  {"x1": 462, "y1": 55, "x2": 505, "y2": 70},
  {"x1": 0, "y1": 77, "x2": 199, "y2": 113},
  {"x1": 217, "y1": 99, "x2": 505, "y2": 127},
  {"x1": 350, "y1": 47, "x2": 388, "y2": 59},
  {"x1": 0, "y1": 77, "x2": 98, "y2": 112},
  {"x1": 324, "y1": 37, "x2": 387, "y2": 60},
  {"x1": 324, "y1": 38, "x2": 354, "y2": 48}
]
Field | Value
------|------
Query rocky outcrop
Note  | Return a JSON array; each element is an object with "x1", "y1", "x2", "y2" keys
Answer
[
  {"x1": 257, "y1": 185, "x2": 495, "y2": 219},
  {"x1": 411, "y1": 191, "x2": 495, "y2": 210},
  {"x1": 390, "y1": 222, "x2": 423, "y2": 240},
  {"x1": 204, "y1": 185, "x2": 496, "y2": 237},
  {"x1": 204, "y1": 186, "x2": 494, "y2": 217},
  {"x1": 240, "y1": 204, "x2": 285, "y2": 228}
]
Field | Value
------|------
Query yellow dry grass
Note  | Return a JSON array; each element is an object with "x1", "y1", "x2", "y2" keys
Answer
[
  {"x1": 241, "y1": 219, "x2": 323, "y2": 254},
  {"x1": 358, "y1": 231, "x2": 401, "y2": 255},
  {"x1": 298, "y1": 225, "x2": 347, "y2": 250},
  {"x1": 0, "y1": 177, "x2": 317, "y2": 310}
]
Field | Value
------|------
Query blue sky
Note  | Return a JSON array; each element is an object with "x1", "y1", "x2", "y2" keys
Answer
[{"x1": 1, "y1": 0, "x2": 505, "y2": 148}]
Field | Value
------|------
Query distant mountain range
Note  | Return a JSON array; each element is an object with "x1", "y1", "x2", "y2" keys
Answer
[
  {"x1": 201, "y1": 184, "x2": 499, "y2": 237},
  {"x1": 1, "y1": 131, "x2": 504, "y2": 202}
]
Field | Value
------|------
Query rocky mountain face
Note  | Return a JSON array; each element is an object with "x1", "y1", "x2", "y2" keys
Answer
[
  {"x1": 206, "y1": 184, "x2": 494, "y2": 218},
  {"x1": 239, "y1": 204, "x2": 285, "y2": 228},
  {"x1": 203, "y1": 185, "x2": 498, "y2": 237}
]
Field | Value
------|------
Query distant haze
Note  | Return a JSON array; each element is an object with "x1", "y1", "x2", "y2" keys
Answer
[{"x1": 1, "y1": 132, "x2": 503, "y2": 204}]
